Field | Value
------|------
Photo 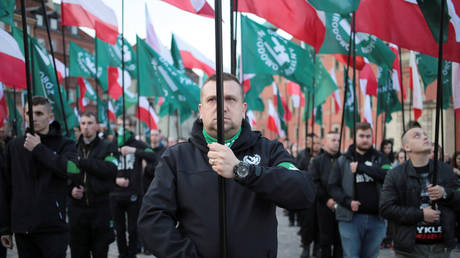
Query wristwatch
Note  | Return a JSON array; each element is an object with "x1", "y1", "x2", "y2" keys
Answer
[{"x1": 233, "y1": 161, "x2": 250, "y2": 181}]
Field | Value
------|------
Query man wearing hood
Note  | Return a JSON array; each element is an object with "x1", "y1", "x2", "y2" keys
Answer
[
  {"x1": 328, "y1": 122, "x2": 391, "y2": 258},
  {"x1": 138, "y1": 73, "x2": 315, "y2": 258},
  {"x1": 0, "y1": 96, "x2": 79, "y2": 258}
]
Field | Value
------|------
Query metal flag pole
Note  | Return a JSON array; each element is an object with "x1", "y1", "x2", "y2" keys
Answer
[
  {"x1": 19, "y1": 0, "x2": 34, "y2": 133},
  {"x1": 214, "y1": 0, "x2": 228, "y2": 257},
  {"x1": 230, "y1": 0, "x2": 239, "y2": 75},
  {"x1": 432, "y1": 0, "x2": 447, "y2": 186},
  {"x1": 398, "y1": 47, "x2": 406, "y2": 134},
  {"x1": 40, "y1": 0, "x2": 69, "y2": 136},
  {"x1": 352, "y1": 12, "x2": 357, "y2": 155},
  {"x1": 122, "y1": 0, "x2": 126, "y2": 145}
]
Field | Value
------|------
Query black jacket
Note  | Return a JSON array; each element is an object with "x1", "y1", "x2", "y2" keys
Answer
[
  {"x1": 309, "y1": 150, "x2": 341, "y2": 205},
  {"x1": 0, "y1": 121, "x2": 78, "y2": 234},
  {"x1": 111, "y1": 134, "x2": 155, "y2": 199},
  {"x1": 380, "y1": 160, "x2": 460, "y2": 252},
  {"x1": 71, "y1": 136, "x2": 118, "y2": 207},
  {"x1": 143, "y1": 144, "x2": 165, "y2": 192},
  {"x1": 138, "y1": 119, "x2": 315, "y2": 258},
  {"x1": 327, "y1": 145, "x2": 390, "y2": 221}
]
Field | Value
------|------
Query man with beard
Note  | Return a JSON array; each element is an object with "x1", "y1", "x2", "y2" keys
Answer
[
  {"x1": 138, "y1": 73, "x2": 315, "y2": 258},
  {"x1": 309, "y1": 131, "x2": 342, "y2": 258},
  {"x1": 70, "y1": 111, "x2": 118, "y2": 258},
  {"x1": 328, "y1": 122, "x2": 391, "y2": 258}
]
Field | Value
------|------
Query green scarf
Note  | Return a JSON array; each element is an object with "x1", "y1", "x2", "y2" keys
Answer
[{"x1": 203, "y1": 128, "x2": 242, "y2": 148}]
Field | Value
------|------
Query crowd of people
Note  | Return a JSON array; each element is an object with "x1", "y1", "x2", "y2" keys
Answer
[{"x1": 0, "y1": 73, "x2": 459, "y2": 258}]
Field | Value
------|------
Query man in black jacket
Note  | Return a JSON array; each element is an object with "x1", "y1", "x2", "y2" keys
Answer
[
  {"x1": 143, "y1": 129, "x2": 166, "y2": 193},
  {"x1": 111, "y1": 116, "x2": 156, "y2": 258},
  {"x1": 70, "y1": 111, "x2": 118, "y2": 258},
  {"x1": 328, "y1": 122, "x2": 390, "y2": 258},
  {"x1": 310, "y1": 131, "x2": 342, "y2": 258},
  {"x1": 138, "y1": 73, "x2": 315, "y2": 258},
  {"x1": 0, "y1": 96, "x2": 79, "y2": 258},
  {"x1": 380, "y1": 127, "x2": 460, "y2": 257}
]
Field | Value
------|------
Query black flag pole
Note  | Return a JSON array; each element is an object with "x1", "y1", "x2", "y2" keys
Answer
[
  {"x1": 121, "y1": 0, "x2": 126, "y2": 146},
  {"x1": 432, "y1": 0, "x2": 447, "y2": 186},
  {"x1": 214, "y1": 0, "x2": 228, "y2": 257},
  {"x1": 60, "y1": 25, "x2": 69, "y2": 99},
  {"x1": 352, "y1": 12, "x2": 357, "y2": 156},
  {"x1": 230, "y1": 0, "x2": 236, "y2": 75},
  {"x1": 40, "y1": 0, "x2": 70, "y2": 136},
  {"x1": 19, "y1": 0, "x2": 34, "y2": 133}
]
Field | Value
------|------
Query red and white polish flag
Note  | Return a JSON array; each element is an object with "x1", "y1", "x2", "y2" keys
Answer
[
  {"x1": 145, "y1": 4, "x2": 173, "y2": 64},
  {"x1": 246, "y1": 110, "x2": 257, "y2": 129},
  {"x1": 358, "y1": 59, "x2": 378, "y2": 97},
  {"x1": 452, "y1": 62, "x2": 460, "y2": 118},
  {"x1": 0, "y1": 83, "x2": 8, "y2": 127},
  {"x1": 159, "y1": 0, "x2": 214, "y2": 18},
  {"x1": 0, "y1": 28, "x2": 26, "y2": 89},
  {"x1": 409, "y1": 51, "x2": 423, "y2": 121},
  {"x1": 61, "y1": 0, "x2": 118, "y2": 44},
  {"x1": 329, "y1": 68, "x2": 342, "y2": 114},
  {"x1": 108, "y1": 67, "x2": 131, "y2": 100},
  {"x1": 388, "y1": 43, "x2": 406, "y2": 99},
  {"x1": 174, "y1": 35, "x2": 216, "y2": 76},
  {"x1": 108, "y1": 100, "x2": 116, "y2": 122},
  {"x1": 77, "y1": 77, "x2": 87, "y2": 112},
  {"x1": 137, "y1": 96, "x2": 159, "y2": 130},
  {"x1": 267, "y1": 99, "x2": 285, "y2": 138}
]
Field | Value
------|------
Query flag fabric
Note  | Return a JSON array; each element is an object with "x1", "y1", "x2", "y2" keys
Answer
[
  {"x1": 359, "y1": 60, "x2": 378, "y2": 97},
  {"x1": 288, "y1": 82, "x2": 303, "y2": 108},
  {"x1": 267, "y1": 99, "x2": 285, "y2": 137},
  {"x1": 307, "y1": 0, "x2": 360, "y2": 14},
  {"x1": 343, "y1": 76, "x2": 359, "y2": 129},
  {"x1": 355, "y1": 0, "x2": 460, "y2": 63},
  {"x1": 30, "y1": 36, "x2": 79, "y2": 132},
  {"x1": 376, "y1": 66, "x2": 400, "y2": 123},
  {"x1": 238, "y1": 0, "x2": 326, "y2": 52},
  {"x1": 0, "y1": 83, "x2": 7, "y2": 127},
  {"x1": 107, "y1": 67, "x2": 131, "y2": 100},
  {"x1": 310, "y1": 105, "x2": 323, "y2": 126},
  {"x1": 96, "y1": 36, "x2": 137, "y2": 80},
  {"x1": 69, "y1": 41, "x2": 107, "y2": 89},
  {"x1": 388, "y1": 44, "x2": 406, "y2": 99},
  {"x1": 145, "y1": 4, "x2": 173, "y2": 64},
  {"x1": 137, "y1": 96, "x2": 159, "y2": 130},
  {"x1": 245, "y1": 74, "x2": 273, "y2": 111},
  {"x1": 0, "y1": 28, "x2": 26, "y2": 89},
  {"x1": 410, "y1": 51, "x2": 424, "y2": 120},
  {"x1": 246, "y1": 110, "x2": 257, "y2": 128},
  {"x1": 320, "y1": 12, "x2": 396, "y2": 70},
  {"x1": 113, "y1": 88, "x2": 138, "y2": 118},
  {"x1": 0, "y1": 0, "x2": 15, "y2": 25},
  {"x1": 159, "y1": 0, "x2": 214, "y2": 18},
  {"x1": 272, "y1": 82, "x2": 287, "y2": 132},
  {"x1": 334, "y1": 54, "x2": 365, "y2": 71},
  {"x1": 174, "y1": 34, "x2": 216, "y2": 75},
  {"x1": 416, "y1": 0, "x2": 451, "y2": 43},
  {"x1": 314, "y1": 56, "x2": 339, "y2": 106},
  {"x1": 241, "y1": 16, "x2": 315, "y2": 90},
  {"x1": 330, "y1": 67, "x2": 342, "y2": 114},
  {"x1": 61, "y1": 0, "x2": 118, "y2": 44},
  {"x1": 363, "y1": 94, "x2": 373, "y2": 128},
  {"x1": 108, "y1": 100, "x2": 116, "y2": 122},
  {"x1": 453, "y1": 62, "x2": 460, "y2": 118},
  {"x1": 76, "y1": 77, "x2": 87, "y2": 112},
  {"x1": 416, "y1": 53, "x2": 453, "y2": 109},
  {"x1": 170, "y1": 34, "x2": 186, "y2": 74},
  {"x1": 52, "y1": 56, "x2": 67, "y2": 84}
]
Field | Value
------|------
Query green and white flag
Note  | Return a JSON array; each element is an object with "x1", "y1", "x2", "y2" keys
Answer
[
  {"x1": 241, "y1": 15, "x2": 315, "y2": 90},
  {"x1": 377, "y1": 67, "x2": 400, "y2": 122},
  {"x1": 96, "y1": 35, "x2": 137, "y2": 79},
  {"x1": 416, "y1": 53, "x2": 452, "y2": 109},
  {"x1": 416, "y1": 0, "x2": 450, "y2": 43},
  {"x1": 343, "y1": 75, "x2": 360, "y2": 129},
  {"x1": 171, "y1": 34, "x2": 186, "y2": 74},
  {"x1": 5, "y1": 90, "x2": 23, "y2": 136},
  {"x1": 319, "y1": 13, "x2": 396, "y2": 70},
  {"x1": 313, "y1": 56, "x2": 338, "y2": 106},
  {"x1": 307, "y1": 0, "x2": 360, "y2": 14},
  {"x1": 30, "y1": 36, "x2": 79, "y2": 132},
  {"x1": 245, "y1": 74, "x2": 273, "y2": 111},
  {"x1": 69, "y1": 41, "x2": 107, "y2": 90},
  {"x1": 0, "y1": 0, "x2": 15, "y2": 25}
]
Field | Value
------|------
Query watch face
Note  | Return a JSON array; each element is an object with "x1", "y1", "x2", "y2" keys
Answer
[{"x1": 237, "y1": 164, "x2": 249, "y2": 178}]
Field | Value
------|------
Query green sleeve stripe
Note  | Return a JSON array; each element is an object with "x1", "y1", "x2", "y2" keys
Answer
[
  {"x1": 104, "y1": 156, "x2": 119, "y2": 166},
  {"x1": 456, "y1": 187, "x2": 460, "y2": 192},
  {"x1": 67, "y1": 161, "x2": 80, "y2": 174},
  {"x1": 381, "y1": 164, "x2": 392, "y2": 170},
  {"x1": 277, "y1": 162, "x2": 299, "y2": 171},
  {"x1": 144, "y1": 148, "x2": 154, "y2": 152}
]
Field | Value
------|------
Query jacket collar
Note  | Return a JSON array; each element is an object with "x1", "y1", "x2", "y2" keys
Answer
[{"x1": 406, "y1": 159, "x2": 434, "y2": 178}]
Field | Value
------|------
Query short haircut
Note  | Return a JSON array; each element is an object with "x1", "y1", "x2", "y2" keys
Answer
[
  {"x1": 117, "y1": 115, "x2": 136, "y2": 127},
  {"x1": 80, "y1": 111, "x2": 97, "y2": 120},
  {"x1": 31, "y1": 96, "x2": 52, "y2": 112},
  {"x1": 356, "y1": 122, "x2": 371, "y2": 132},
  {"x1": 201, "y1": 72, "x2": 244, "y2": 100},
  {"x1": 327, "y1": 131, "x2": 339, "y2": 135},
  {"x1": 407, "y1": 120, "x2": 421, "y2": 130}
]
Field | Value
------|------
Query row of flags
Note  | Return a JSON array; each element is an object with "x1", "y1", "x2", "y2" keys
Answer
[{"x1": 0, "y1": 0, "x2": 459, "y2": 138}]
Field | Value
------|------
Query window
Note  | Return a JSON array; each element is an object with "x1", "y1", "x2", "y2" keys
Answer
[
  {"x1": 70, "y1": 26, "x2": 78, "y2": 35},
  {"x1": 50, "y1": 18, "x2": 57, "y2": 30},
  {"x1": 36, "y1": 14, "x2": 43, "y2": 27}
]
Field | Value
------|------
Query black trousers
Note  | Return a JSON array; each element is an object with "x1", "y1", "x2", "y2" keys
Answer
[
  {"x1": 70, "y1": 203, "x2": 114, "y2": 258},
  {"x1": 15, "y1": 231, "x2": 69, "y2": 258},
  {"x1": 0, "y1": 245, "x2": 5, "y2": 258},
  {"x1": 316, "y1": 203, "x2": 342, "y2": 258},
  {"x1": 298, "y1": 200, "x2": 318, "y2": 247},
  {"x1": 110, "y1": 196, "x2": 140, "y2": 258}
]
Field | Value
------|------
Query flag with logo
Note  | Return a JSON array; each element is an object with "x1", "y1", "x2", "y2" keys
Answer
[
  {"x1": 307, "y1": 0, "x2": 360, "y2": 14},
  {"x1": 245, "y1": 74, "x2": 273, "y2": 111},
  {"x1": 319, "y1": 12, "x2": 396, "y2": 70},
  {"x1": 241, "y1": 15, "x2": 315, "y2": 90},
  {"x1": 376, "y1": 66, "x2": 400, "y2": 123},
  {"x1": 0, "y1": 0, "x2": 15, "y2": 25},
  {"x1": 69, "y1": 41, "x2": 107, "y2": 91},
  {"x1": 96, "y1": 35, "x2": 137, "y2": 80},
  {"x1": 416, "y1": 53, "x2": 452, "y2": 109}
]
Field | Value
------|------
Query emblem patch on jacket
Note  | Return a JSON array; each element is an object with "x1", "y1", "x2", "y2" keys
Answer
[{"x1": 243, "y1": 154, "x2": 261, "y2": 165}]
